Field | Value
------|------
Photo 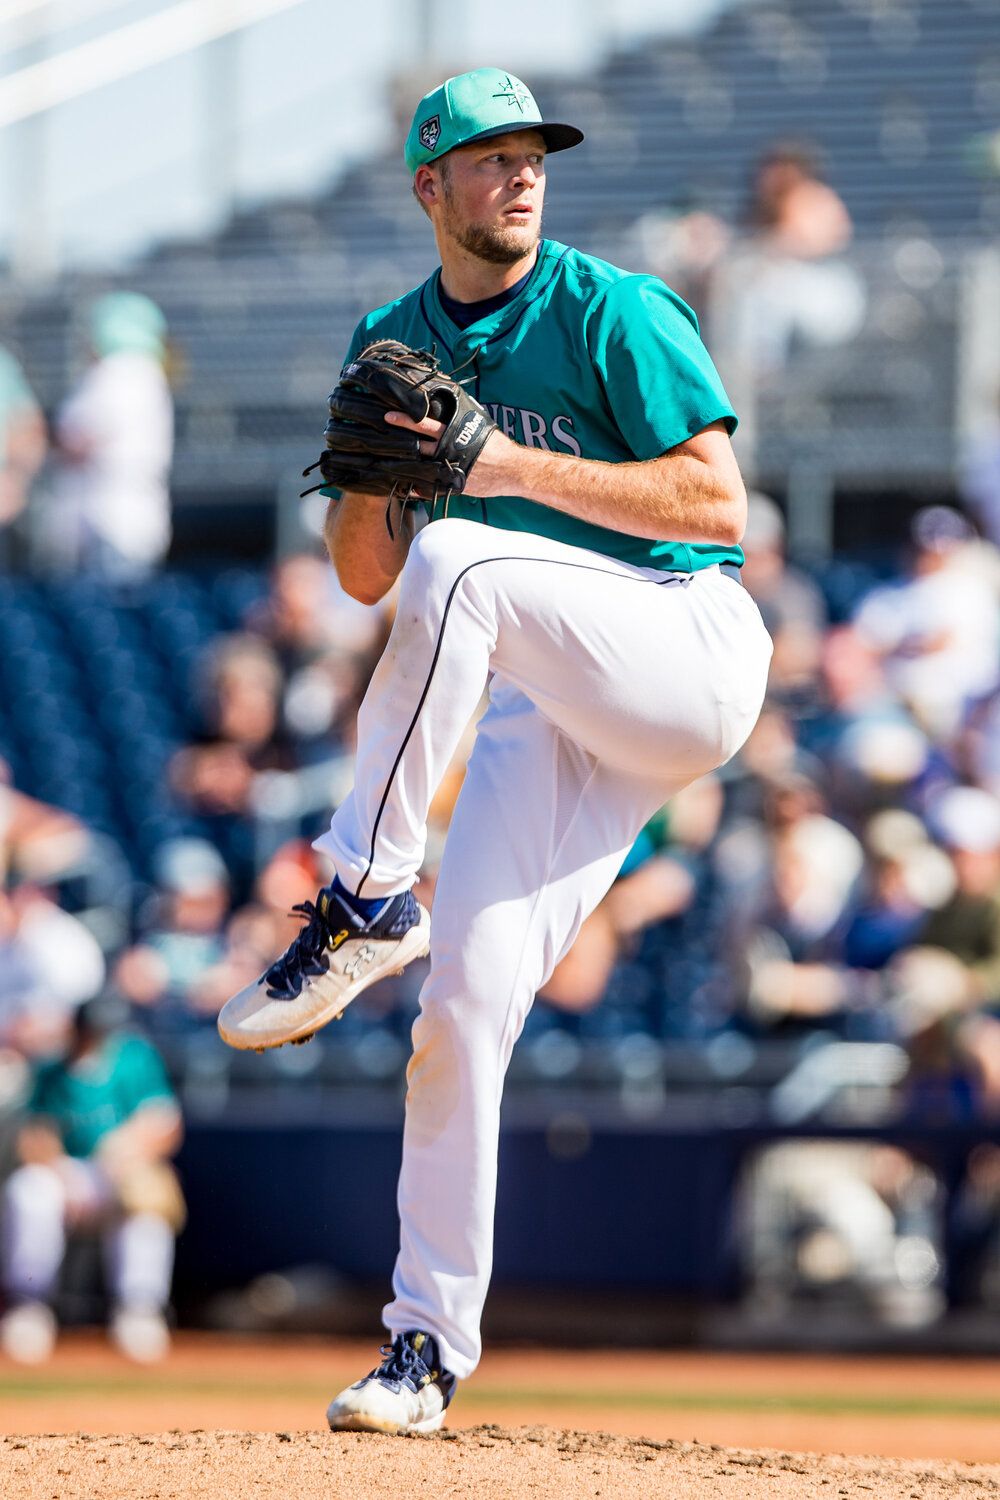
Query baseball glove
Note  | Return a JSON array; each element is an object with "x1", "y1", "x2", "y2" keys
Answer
[{"x1": 301, "y1": 340, "x2": 497, "y2": 513}]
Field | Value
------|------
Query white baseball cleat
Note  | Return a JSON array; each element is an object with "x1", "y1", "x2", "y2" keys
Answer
[
  {"x1": 0, "y1": 1301, "x2": 57, "y2": 1365},
  {"x1": 217, "y1": 886, "x2": 430, "y2": 1051},
  {"x1": 327, "y1": 1330, "x2": 457, "y2": 1435}
]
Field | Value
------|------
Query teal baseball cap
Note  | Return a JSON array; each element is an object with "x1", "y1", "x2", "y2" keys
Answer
[
  {"x1": 91, "y1": 292, "x2": 166, "y2": 359},
  {"x1": 404, "y1": 68, "x2": 583, "y2": 175}
]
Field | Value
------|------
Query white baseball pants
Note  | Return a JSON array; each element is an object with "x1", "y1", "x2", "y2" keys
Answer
[
  {"x1": 2, "y1": 1161, "x2": 175, "y2": 1311},
  {"x1": 314, "y1": 518, "x2": 772, "y2": 1378}
]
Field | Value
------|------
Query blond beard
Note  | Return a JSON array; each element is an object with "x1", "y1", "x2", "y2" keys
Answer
[{"x1": 442, "y1": 188, "x2": 541, "y2": 266}]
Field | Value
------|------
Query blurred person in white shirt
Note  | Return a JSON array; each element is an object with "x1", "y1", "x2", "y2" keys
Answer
[
  {"x1": 726, "y1": 144, "x2": 866, "y2": 375},
  {"x1": 50, "y1": 293, "x2": 173, "y2": 579},
  {"x1": 853, "y1": 507, "x2": 1000, "y2": 740},
  {"x1": 0, "y1": 882, "x2": 106, "y2": 1056}
]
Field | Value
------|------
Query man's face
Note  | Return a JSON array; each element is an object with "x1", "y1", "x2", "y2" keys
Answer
[{"x1": 435, "y1": 129, "x2": 546, "y2": 265}]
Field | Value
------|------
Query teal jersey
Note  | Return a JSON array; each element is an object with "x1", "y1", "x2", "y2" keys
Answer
[
  {"x1": 28, "y1": 1032, "x2": 176, "y2": 1159},
  {"x1": 332, "y1": 239, "x2": 742, "y2": 573}
]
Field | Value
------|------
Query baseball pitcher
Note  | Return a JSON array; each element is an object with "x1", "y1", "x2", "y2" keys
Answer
[{"x1": 219, "y1": 67, "x2": 772, "y2": 1434}]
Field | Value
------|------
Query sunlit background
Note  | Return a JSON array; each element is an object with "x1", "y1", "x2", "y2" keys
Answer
[{"x1": 2, "y1": 0, "x2": 1000, "y2": 1390}]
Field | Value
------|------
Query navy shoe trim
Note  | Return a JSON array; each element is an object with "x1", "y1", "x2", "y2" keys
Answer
[
  {"x1": 262, "y1": 886, "x2": 420, "y2": 1001},
  {"x1": 357, "y1": 1330, "x2": 456, "y2": 1407}
]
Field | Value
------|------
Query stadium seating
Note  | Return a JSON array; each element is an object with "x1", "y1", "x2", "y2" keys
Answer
[{"x1": 0, "y1": 570, "x2": 268, "y2": 876}]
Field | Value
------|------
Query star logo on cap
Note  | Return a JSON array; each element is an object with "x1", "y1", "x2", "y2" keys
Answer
[{"x1": 492, "y1": 76, "x2": 530, "y2": 113}]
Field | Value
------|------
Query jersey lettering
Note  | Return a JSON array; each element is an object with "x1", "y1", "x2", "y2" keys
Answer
[
  {"x1": 519, "y1": 408, "x2": 550, "y2": 450},
  {"x1": 550, "y1": 414, "x2": 582, "y2": 457},
  {"x1": 483, "y1": 403, "x2": 578, "y2": 455}
]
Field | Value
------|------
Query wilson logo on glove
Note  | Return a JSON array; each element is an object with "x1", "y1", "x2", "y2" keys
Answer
[{"x1": 456, "y1": 414, "x2": 484, "y2": 448}]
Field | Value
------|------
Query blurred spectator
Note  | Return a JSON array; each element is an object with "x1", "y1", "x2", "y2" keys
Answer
[
  {"x1": 170, "y1": 633, "x2": 293, "y2": 894},
  {"x1": 730, "y1": 775, "x2": 868, "y2": 1028},
  {"x1": 247, "y1": 553, "x2": 389, "y2": 756},
  {"x1": 748, "y1": 143, "x2": 853, "y2": 258},
  {"x1": 722, "y1": 704, "x2": 829, "y2": 829},
  {"x1": 0, "y1": 995, "x2": 184, "y2": 1365},
  {"x1": 804, "y1": 626, "x2": 935, "y2": 818},
  {"x1": 171, "y1": 633, "x2": 291, "y2": 815},
  {"x1": 48, "y1": 293, "x2": 173, "y2": 579},
  {"x1": 880, "y1": 787, "x2": 1000, "y2": 1119},
  {"x1": 0, "y1": 346, "x2": 46, "y2": 566},
  {"x1": 918, "y1": 786, "x2": 1000, "y2": 1007},
  {"x1": 249, "y1": 552, "x2": 388, "y2": 669},
  {"x1": 728, "y1": 143, "x2": 866, "y2": 373},
  {"x1": 0, "y1": 882, "x2": 106, "y2": 1060},
  {"x1": 844, "y1": 810, "x2": 954, "y2": 972},
  {"x1": 740, "y1": 493, "x2": 827, "y2": 709},
  {"x1": 742, "y1": 1142, "x2": 945, "y2": 1327},
  {"x1": 0, "y1": 763, "x2": 90, "y2": 887},
  {"x1": 889, "y1": 944, "x2": 985, "y2": 1122},
  {"x1": 853, "y1": 507, "x2": 1000, "y2": 739},
  {"x1": 958, "y1": 675, "x2": 1000, "y2": 806},
  {"x1": 113, "y1": 839, "x2": 230, "y2": 1020}
]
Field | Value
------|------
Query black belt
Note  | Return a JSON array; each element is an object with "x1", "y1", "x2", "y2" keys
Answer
[{"x1": 719, "y1": 562, "x2": 743, "y2": 586}]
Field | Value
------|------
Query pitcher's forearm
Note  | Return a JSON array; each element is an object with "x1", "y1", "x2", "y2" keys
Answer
[
  {"x1": 324, "y1": 493, "x2": 413, "y2": 605},
  {"x1": 490, "y1": 443, "x2": 746, "y2": 545},
  {"x1": 386, "y1": 412, "x2": 747, "y2": 547}
]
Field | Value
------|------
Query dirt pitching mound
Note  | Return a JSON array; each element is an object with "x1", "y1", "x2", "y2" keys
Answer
[{"x1": 4, "y1": 1425, "x2": 1000, "y2": 1500}]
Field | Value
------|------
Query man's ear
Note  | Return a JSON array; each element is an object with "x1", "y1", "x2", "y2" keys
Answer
[{"x1": 413, "y1": 165, "x2": 439, "y2": 213}]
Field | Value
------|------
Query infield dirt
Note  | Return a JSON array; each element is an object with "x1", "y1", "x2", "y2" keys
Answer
[
  {"x1": 5, "y1": 1339, "x2": 1000, "y2": 1497},
  {"x1": 4, "y1": 1426, "x2": 1000, "y2": 1500}
]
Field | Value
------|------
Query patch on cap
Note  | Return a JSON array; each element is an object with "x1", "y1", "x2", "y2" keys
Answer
[{"x1": 418, "y1": 115, "x2": 441, "y2": 152}]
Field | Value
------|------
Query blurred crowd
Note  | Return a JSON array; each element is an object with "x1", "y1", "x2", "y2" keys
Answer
[
  {"x1": 3, "y1": 473, "x2": 1000, "y2": 1342},
  {"x1": 3, "y1": 282, "x2": 1000, "y2": 1113},
  {"x1": 3, "y1": 154, "x2": 1000, "y2": 1346}
]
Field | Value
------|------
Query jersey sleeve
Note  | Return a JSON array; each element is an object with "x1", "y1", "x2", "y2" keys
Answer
[{"x1": 585, "y1": 276, "x2": 737, "y2": 460}]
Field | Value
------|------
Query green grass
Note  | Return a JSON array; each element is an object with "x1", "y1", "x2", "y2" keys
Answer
[{"x1": 1, "y1": 1376, "x2": 999, "y2": 1422}]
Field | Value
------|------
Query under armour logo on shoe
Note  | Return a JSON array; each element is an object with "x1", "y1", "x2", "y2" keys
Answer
[{"x1": 344, "y1": 943, "x2": 377, "y2": 978}]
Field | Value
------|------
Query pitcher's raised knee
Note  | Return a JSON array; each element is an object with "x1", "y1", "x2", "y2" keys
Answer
[{"x1": 404, "y1": 517, "x2": 501, "y2": 590}]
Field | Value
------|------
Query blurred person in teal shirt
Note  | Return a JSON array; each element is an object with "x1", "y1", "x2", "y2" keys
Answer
[{"x1": 0, "y1": 995, "x2": 184, "y2": 1365}]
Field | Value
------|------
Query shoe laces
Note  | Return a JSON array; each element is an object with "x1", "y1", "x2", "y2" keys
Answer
[
  {"x1": 375, "y1": 1333, "x2": 436, "y2": 1389},
  {"x1": 262, "y1": 887, "x2": 420, "y2": 1001},
  {"x1": 263, "y1": 890, "x2": 352, "y2": 1001}
]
